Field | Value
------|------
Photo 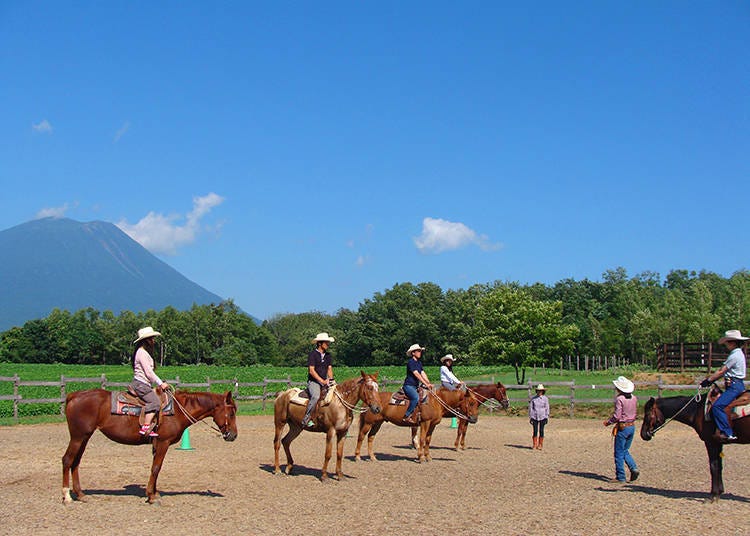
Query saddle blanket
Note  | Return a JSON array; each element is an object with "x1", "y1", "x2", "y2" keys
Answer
[
  {"x1": 110, "y1": 391, "x2": 174, "y2": 416},
  {"x1": 289, "y1": 387, "x2": 334, "y2": 407}
]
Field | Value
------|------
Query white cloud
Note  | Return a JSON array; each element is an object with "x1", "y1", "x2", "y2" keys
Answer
[
  {"x1": 413, "y1": 217, "x2": 502, "y2": 254},
  {"x1": 113, "y1": 121, "x2": 130, "y2": 142},
  {"x1": 32, "y1": 119, "x2": 53, "y2": 134},
  {"x1": 36, "y1": 202, "x2": 74, "y2": 219},
  {"x1": 117, "y1": 193, "x2": 226, "y2": 255}
]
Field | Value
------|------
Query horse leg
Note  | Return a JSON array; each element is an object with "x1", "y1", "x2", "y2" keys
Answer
[
  {"x1": 455, "y1": 419, "x2": 467, "y2": 450},
  {"x1": 355, "y1": 419, "x2": 371, "y2": 461},
  {"x1": 706, "y1": 441, "x2": 724, "y2": 502},
  {"x1": 62, "y1": 435, "x2": 90, "y2": 503},
  {"x1": 367, "y1": 421, "x2": 384, "y2": 461},
  {"x1": 281, "y1": 425, "x2": 302, "y2": 475},
  {"x1": 334, "y1": 429, "x2": 347, "y2": 480},
  {"x1": 321, "y1": 428, "x2": 336, "y2": 481},
  {"x1": 145, "y1": 440, "x2": 170, "y2": 504},
  {"x1": 423, "y1": 422, "x2": 437, "y2": 462},
  {"x1": 411, "y1": 426, "x2": 419, "y2": 449},
  {"x1": 273, "y1": 422, "x2": 285, "y2": 474}
]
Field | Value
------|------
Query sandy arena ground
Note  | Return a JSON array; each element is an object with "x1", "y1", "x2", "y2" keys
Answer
[{"x1": 1, "y1": 414, "x2": 749, "y2": 536}]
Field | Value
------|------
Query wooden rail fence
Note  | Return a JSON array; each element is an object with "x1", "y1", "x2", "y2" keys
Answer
[{"x1": 0, "y1": 374, "x2": 706, "y2": 423}]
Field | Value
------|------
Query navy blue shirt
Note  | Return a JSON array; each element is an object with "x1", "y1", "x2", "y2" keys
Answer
[
  {"x1": 307, "y1": 349, "x2": 332, "y2": 385},
  {"x1": 404, "y1": 358, "x2": 424, "y2": 387}
]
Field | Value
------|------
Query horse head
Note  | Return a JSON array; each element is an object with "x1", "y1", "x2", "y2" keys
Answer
[
  {"x1": 212, "y1": 391, "x2": 238, "y2": 441},
  {"x1": 495, "y1": 382, "x2": 510, "y2": 409},
  {"x1": 359, "y1": 370, "x2": 381, "y2": 414},
  {"x1": 461, "y1": 390, "x2": 480, "y2": 424},
  {"x1": 640, "y1": 396, "x2": 663, "y2": 441}
]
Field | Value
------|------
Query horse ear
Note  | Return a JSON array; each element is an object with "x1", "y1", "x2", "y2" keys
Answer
[
  {"x1": 225, "y1": 391, "x2": 233, "y2": 403},
  {"x1": 360, "y1": 370, "x2": 366, "y2": 379},
  {"x1": 372, "y1": 371, "x2": 379, "y2": 380}
]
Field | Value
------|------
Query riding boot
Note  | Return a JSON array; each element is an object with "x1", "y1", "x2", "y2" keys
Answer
[
  {"x1": 532, "y1": 436, "x2": 538, "y2": 449},
  {"x1": 537, "y1": 437, "x2": 544, "y2": 450}
]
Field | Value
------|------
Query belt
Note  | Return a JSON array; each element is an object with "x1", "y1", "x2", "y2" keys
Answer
[{"x1": 617, "y1": 422, "x2": 635, "y2": 428}]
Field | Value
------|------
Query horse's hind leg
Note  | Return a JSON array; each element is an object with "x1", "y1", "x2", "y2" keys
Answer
[
  {"x1": 334, "y1": 429, "x2": 347, "y2": 480},
  {"x1": 273, "y1": 423, "x2": 284, "y2": 474},
  {"x1": 366, "y1": 421, "x2": 384, "y2": 461},
  {"x1": 281, "y1": 426, "x2": 302, "y2": 475},
  {"x1": 62, "y1": 436, "x2": 91, "y2": 503}
]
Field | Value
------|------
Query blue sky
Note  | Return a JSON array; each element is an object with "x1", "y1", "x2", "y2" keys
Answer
[{"x1": 2, "y1": 2, "x2": 748, "y2": 320}]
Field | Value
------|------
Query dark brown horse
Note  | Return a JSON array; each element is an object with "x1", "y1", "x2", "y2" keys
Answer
[
  {"x1": 355, "y1": 387, "x2": 479, "y2": 463},
  {"x1": 62, "y1": 389, "x2": 237, "y2": 504},
  {"x1": 273, "y1": 371, "x2": 381, "y2": 480},
  {"x1": 454, "y1": 382, "x2": 511, "y2": 450},
  {"x1": 640, "y1": 392, "x2": 750, "y2": 502}
]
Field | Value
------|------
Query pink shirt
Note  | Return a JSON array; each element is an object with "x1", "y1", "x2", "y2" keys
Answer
[
  {"x1": 606, "y1": 393, "x2": 637, "y2": 425},
  {"x1": 133, "y1": 347, "x2": 163, "y2": 386}
]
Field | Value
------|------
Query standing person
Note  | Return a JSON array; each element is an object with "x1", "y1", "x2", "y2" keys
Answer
[
  {"x1": 440, "y1": 354, "x2": 463, "y2": 390},
  {"x1": 402, "y1": 344, "x2": 433, "y2": 425},
  {"x1": 529, "y1": 384, "x2": 550, "y2": 450},
  {"x1": 301, "y1": 332, "x2": 335, "y2": 428},
  {"x1": 604, "y1": 376, "x2": 639, "y2": 483},
  {"x1": 700, "y1": 329, "x2": 748, "y2": 442},
  {"x1": 129, "y1": 327, "x2": 171, "y2": 437}
]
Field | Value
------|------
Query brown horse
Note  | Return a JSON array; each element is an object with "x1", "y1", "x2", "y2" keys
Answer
[
  {"x1": 640, "y1": 391, "x2": 750, "y2": 502},
  {"x1": 273, "y1": 371, "x2": 381, "y2": 480},
  {"x1": 62, "y1": 389, "x2": 237, "y2": 504},
  {"x1": 355, "y1": 387, "x2": 479, "y2": 463},
  {"x1": 454, "y1": 382, "x2": 511, "y2": 450}
]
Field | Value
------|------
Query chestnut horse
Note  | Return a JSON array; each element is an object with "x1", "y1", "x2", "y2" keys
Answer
[
  {"x1": 355, "y1": 387, "x2": 479, "y2": 463},
  {"x1": 640, "y1": 392, "x2": 750, "y2": 502},
  {"x1": 454, "y1": 382, "x2": 511, "y2": 450},
  {"x1": 273, "y1": 371, "x2": 381, "y2": 480},
  {"x1": 62, "y1": 389, "x2": 237, "y2": 504}
]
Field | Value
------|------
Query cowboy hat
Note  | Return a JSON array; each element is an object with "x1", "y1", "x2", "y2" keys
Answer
[
  {"x1": 440, "y1": 354, "x2": 455, "y2": 364},
  {"x1": 134, "y1": 326, "x2": 161, "y2": 344},
  {"x1": 535, "y1": 384, "x2": 545, "y2": 391},
  {"x1": 312, "y1": 332, "x2": 335, "y2": 343},
  {"x1": 406, "y1": 343, "x2": 425, "y2": 356},
  {"x1": 718, "y1": 329, "x2": 749, "y2": 344},
  {"x1": 612, "y1": 376, "x2": 634, "y2": 394}
]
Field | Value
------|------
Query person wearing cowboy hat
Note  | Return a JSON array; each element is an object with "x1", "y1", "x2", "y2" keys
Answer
[
  {"x1": 129, "y1": 327, "x2": 170, "y2": 437},
  {"x1": 700, "y1": 329, "x2": 748, "y2": 442},
  {"x1": 301, "y1": 332, "x2": 336, "y2": 428},
  {"x1": 604, "y1": 376, "x2": 639, "y2": 483},
  {"x1": 402, "y1": 344, "x2": 433, "y2": 425},
  {"x1": 528, "y1": 384, "x2": 549, "y2": 450},
  {"x1": 439, "y1": 354, "x2": 464, "y2": 391}
]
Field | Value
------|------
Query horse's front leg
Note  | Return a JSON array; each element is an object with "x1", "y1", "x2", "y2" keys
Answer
[
  {"x1": 423, "y1": 423, "x2": 437, "y2": 462},
  {"x1": 706, "y1": 442, "x2": 724, "y2": 502},
  {"x1": 355, "y1": 420, "x2": 369, "y2": 461},
  {"x1": 321, "y1": 428, "x2": 336, "y2": 481},
  {"x1": 455, "y1": 420, "x2": 467, "y2": 450},
  {"x1": 146, "y1": 440, "x2": 170, "y2": 504},
  {"x1": 335, "y1": 429, "x2": 347, "y2": 480},
  {"x1": 417, "y1": 422, "x2": 427, "y2": 463}
]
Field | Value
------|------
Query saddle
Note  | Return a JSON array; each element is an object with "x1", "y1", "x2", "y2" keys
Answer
[
  {"x1": 289, "y1": 385, "x2": 334, "y2": 407},
  {"x1": 705, "y1": 388, "x2": 750, "y2": 422},
  {"x1": 110, "y1": 389, "x2": 174, "y2": 423},
  {"x1": 389, "y1": 387, "x2": 428, "y2": 406}
]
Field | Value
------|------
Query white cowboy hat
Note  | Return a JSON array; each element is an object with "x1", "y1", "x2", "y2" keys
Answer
[
  {"x1": 406, "y1": 343, "x2": 425, "y2": 356},
  {"x1": 612, "y1": 376, "x2": 634, "y2": 394},
  {"x1": 535, "y1": 384, "x2": 545, "y2": 391},
  {"x1": 312, "y1": 332, "x2": 335, "y2": 343},
  {"x1": 134, "y1": 326, "x2": 161, "y2": 344},
  {"x1": 440, "y1": 354, "x2": 455, "y2": 364},
  {"x1": 718, "y1": 329, "x2": 749, "y2": 344}
]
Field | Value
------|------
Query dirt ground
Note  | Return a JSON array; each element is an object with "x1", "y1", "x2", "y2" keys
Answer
[{"x1": 2, "y1": 414, "x2": 750, "y2": 536}]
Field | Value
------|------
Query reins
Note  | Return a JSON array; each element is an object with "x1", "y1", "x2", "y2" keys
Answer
[
  {"x1": 427, "y1": 388, "x2": 474, "y2": 421},
  {"x1": 167, "y1": 388, "x2": 228, "y2": 436},
  {"x1": 333, "y1": 379, "x2": 378, "y2": 413},
  {"x1": 648, "y1": 388, "x2": 704, "y2": 436}
]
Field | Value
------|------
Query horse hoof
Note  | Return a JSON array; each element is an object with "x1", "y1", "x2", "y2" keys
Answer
[
  {"x1": 705, "y1": 496, "x2": 720, "y2": 504},
  {"x1": 77, "y1": 494, "x2": 89, "y2": 503}
]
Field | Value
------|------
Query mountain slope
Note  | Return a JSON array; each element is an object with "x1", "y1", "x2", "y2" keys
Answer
[{"x1": 0, "y1": 217, "x2": 226, "y2": 330}]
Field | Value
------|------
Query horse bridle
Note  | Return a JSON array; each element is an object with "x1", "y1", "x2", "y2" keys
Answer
[
  {"x1": 334, "y1": 377, "x2": 379, "y2": 413},
  {"x1": 169, "y1": 390, "x2": 236, "y2": 438},
  {"x1": 645, "y1": 390, "x2": 703, "y2": 438}
]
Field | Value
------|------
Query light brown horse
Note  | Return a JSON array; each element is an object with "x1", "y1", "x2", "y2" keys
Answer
[
  {"x1": 62, "y1": 389, "x2": 237, "y2": 504},
  {"x1": 454, "y1": 382, "x2": 511, "y2": 450},
  {"x1": 355, "y1": 387, "x2": 479, "y2": 463},
  {"x1": 273, "y1": 371, "x2": 381, "y2": 480}
]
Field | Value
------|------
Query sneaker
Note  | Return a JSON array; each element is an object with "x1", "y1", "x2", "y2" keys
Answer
[
  {"x1": 138, "y1": 425, "x2": 151, "y2": 436},
  {"x1": 402, "y1": 414, "x2": 417, "y2": 425},
  {"x1": 148, "y1": 429, "x2": 159, "y2": 437},
  {"x1": 304, "y1": 420, "x2": 315, "y2": 428},
  {"x1": 630, "y1": 470, "x2": 639, "y2": 482}
]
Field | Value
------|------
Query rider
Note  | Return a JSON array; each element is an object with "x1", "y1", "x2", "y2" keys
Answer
[
  {"x1": 301, "y1": 332, "x2": 335, "y2": 428},
  {"x1": 439, "y1": 354, "x2": 463, "y2": 390},
  {"x1": 130, "y1": 327, "x2": 171, "y2": 437},
  {"x1": 700, "y1": 329, "x2": 748, "y2": 442},
  {"x1": 402, "y1": 343, "x2": 433, "y2": 425}
]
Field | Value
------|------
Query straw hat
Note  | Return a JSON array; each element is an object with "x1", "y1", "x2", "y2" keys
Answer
[
  {"x1": 406, "y1": 344, "x2": 425, "y2": 357},
  {"x1": 312, "y1": 332, "x2": 335, "y2": 344},
  {"x1": 440, "y1": 354, "x2": 455, "y2": 364},
  {"x1": 134, "y1": 326, "x2": 161, "y2": 344},
  {"x1": 718, "y1": 329, "x2": 749, "y2": 344},
  {"x1": 535, "y1": 384, "x2": 545, "y2": 392},
  {"x1": 612, "y1": 376, "x2": 634, "y2": 394}
]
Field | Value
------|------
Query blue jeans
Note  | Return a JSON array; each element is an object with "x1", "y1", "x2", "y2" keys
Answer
[
  {"x1": 403, "y1": 384, "x2": 419, "y2": 417},
  {"x1": 614, "y1": 425, "x2": 637, "y2": 482},
  {"x1": 712, "y1": 379, "x2": 745, "y2": 436}
]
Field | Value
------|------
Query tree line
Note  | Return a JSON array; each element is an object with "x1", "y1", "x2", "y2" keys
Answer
[{"x1": 1, "y1": 267, "x2": 748, "y2": 382}]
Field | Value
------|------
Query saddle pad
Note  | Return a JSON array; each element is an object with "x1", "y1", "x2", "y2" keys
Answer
[
  {"x1": 732, "y1": 403, "x2": 750, "y2": 419},
  {"x1": 289, "y1": 388, "x2": 309, "y2": 406},
  {"x1": 389, "y1": 388, "x2": 428, "y2": 406},
  {"x1": 110, "y1": 391, "x2": 174, "y2": 416}
]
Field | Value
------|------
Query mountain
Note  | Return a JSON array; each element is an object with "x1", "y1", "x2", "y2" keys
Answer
[{"x1": 0, "y1": 217, "x2": 227, "y2": 331}]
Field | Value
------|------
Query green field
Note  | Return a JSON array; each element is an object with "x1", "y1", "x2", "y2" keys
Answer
[{"x1": 0, "y1": 362, "x2": 700, "y2": 424}]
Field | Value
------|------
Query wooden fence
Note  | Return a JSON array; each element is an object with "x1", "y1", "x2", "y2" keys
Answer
[
  {"x1": 656, "y1": 342, "x2": 732, "y2": 372},
  {"x1": 0, "y1": 374, "x2": 705, "y2": 423}
]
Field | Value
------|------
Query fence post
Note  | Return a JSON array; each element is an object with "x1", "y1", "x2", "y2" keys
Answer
[
  {"x1": 262, "y1": 378, "x2": 268, "y2": 411},
  {"x1": 657, "y1": 375, "x2": 663, "y2": 398},
  {"x1": 100, "y1": 373, "x2": 106, "y2": 389},
  {"x1": 569, "y1": 379, "x2": 575, "y2": 418},
  {"x1": 680, "y1": 343, "x2": 685, "y2": 372},
  {"x1": 13, "y1": 374, "x2": 19, "y2": 422},
  {"x1": 60, "y1": 375, "x2": 66, "y2": 416}
]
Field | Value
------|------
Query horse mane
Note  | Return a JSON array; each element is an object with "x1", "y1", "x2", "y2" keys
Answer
[{"x1": 653, "y1": 394, "x2": 701, "y2": 420}]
